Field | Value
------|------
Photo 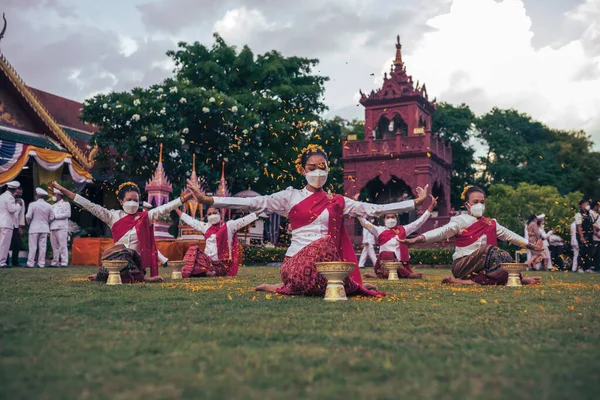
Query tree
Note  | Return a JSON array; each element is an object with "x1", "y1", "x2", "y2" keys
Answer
[
  {"x1": 82, "y1": 34, "x2": 329, "y2": 195},
  {"x1": 485, "y1": 183, "x2": 581, "y2": 240},
  {"x1": 475, "y1": 108, "x2": 600, "y2": 199},
  {"x1": 431, "y1": 102, "x2": 477, "y2": 207}
]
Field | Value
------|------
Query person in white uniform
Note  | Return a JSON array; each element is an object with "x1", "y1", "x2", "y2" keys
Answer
[
  {"x1": 10, "y1": 187, "x2": 26, "y2": 267},
  {"x1": 142, "y1": 201, "x2": 169, "y2": 268},
  {"x1": 0, "y1": 181, "x2": 22, "y2": 267},
  {"x1": 26, "y1": 188, "x2": 54, "y2": 268},
  {"x1": 49, "y1": 188, "x2": 71, "y2": 267},
  {"x1": 570, "y1": 221, "x2": 579, "y2": 271},
  {"x1": 358, "y1": 218, "x2": 377, "y2": 269}
]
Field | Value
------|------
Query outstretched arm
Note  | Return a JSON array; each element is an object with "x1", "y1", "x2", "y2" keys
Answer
[
  {"x1": 358, "y1": 217, "x2": 381, "y2": 239},
  {"x1": 498, "y1": 223, "x2": 544, "y2": 251},
  {"x1": 344, "y1": 185, "x2": 429, "y2": 218},
  {"x1": 148, "y1": 190, "x2": 192, "y2": 222},
  {"x1": 176, "y1": 209, "x2": 209, "y2": 233},
  {"x1": 227, "y1": 213, "x2": 259, "y2": 233},
  {"x1": 404, "y1": 196, "x2": 437, "y2": 236},
  {"x1": 53, "y1": 181, "x2": 113, "y2": 225}
]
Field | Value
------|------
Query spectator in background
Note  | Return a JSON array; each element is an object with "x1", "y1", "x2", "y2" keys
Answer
[
  {"x1": 537, "y1": 214, "x2": 553, "y2": 270},
  {"x1": 358, "y1": 217, "x2": 377, "y2": 269},
  {"x1": 10, "y1": 188, "x2": 25, "y2": 267},
  {"x1": 575, "y1": 199, "x2": 595, "y2": 273},
  {"x1": 592, "y1": 201, "x2": 600, "y2": 272},
  {"x1": 570, "y1": 221, "x2": 579, "y2": 272},
  {"x1": 526, "y1": 214, "x2": 545, "y2": 270},
  {"x1": 548, "y1": 231, "x2": 565, "y2": 270}
]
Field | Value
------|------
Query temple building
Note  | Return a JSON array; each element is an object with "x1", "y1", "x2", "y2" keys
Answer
[{"x1": 342, "y1": 36, "x2": 452, "y2": 244}]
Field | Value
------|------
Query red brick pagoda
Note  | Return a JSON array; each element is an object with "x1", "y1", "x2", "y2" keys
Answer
[{"x1": 342, "y1": 35, "x2": 452, "y2": 244}]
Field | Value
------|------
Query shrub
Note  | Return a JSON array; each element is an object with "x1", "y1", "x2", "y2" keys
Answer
[
  {"x1": 243, "y1": 246, "x2": 287, "y2": 265},
  {"x1": 409, "y1": 248, "x2": 454, "y2": 265}
]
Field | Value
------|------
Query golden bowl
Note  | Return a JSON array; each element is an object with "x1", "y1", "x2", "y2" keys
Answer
[
  {"x1": 101, "y1": 260, "x2": 128, "y2": 285},
  {"x1": 169, "y1": 260, "x2": 185, "y2": 280},
  {"x1": 501, "y1": 263, "x2": 527, "y2": 272},
  {"x1": 315, "y1": 262, "x2": 355, "y2": 301},
  {"x1": 382, "y1": 261, "x2": 402, "y2": 281}
]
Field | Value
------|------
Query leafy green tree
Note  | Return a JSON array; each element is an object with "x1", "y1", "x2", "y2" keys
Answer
[
  {"x1": 485, "y1": 183, "x2": 582, "y2": 240},
  {"x1": 82, "y1": 34, "x2": 329, "y2": 194},
  {"x1": 476, "y1": 108, "x2": 600, "y2": 200},
  {"x1": 431, "y1": 102, "x2": 477, "y2": 207}
]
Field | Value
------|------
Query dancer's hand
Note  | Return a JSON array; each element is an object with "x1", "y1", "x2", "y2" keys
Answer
[
  {"x1": 414, "y1": 184, "x2": 429, "y2": 205},
  {"x1": 50, "y1": 181, "x2": 75, "y2": 200},
  {"x1": 427, "y1": 195, "x2": 438, "y2": 213},
  {"x1": 397, "y1": 234, "x2": 426, "y2": 245},
  {"x1": 180, "y1": 189, "x2": 194, "y2": 203},
  {"x1": 186, "y1": 178, "x2": 213, "y2": 205}
]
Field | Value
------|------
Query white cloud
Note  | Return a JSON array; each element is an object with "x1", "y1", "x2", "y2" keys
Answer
[
  {"x1": 118, "y1": 35, "x2": 139, "y2": 57},
  {"x1": 213, "y1": 7, "x2": 279, "y2": 41},
  {"x1": 396, "y1": 0, "x2": 600, "y2": 144}
]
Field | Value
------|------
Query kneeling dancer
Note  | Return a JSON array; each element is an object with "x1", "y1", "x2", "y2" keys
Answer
[
  {"x1": 187, "y1": 144, "x2": 430, "y2": 297},
  {"x1": 52, "y1": 181, "x2": 192, "y2": 283},
  {"x1": 361, "y1": 195, "x2": 436, "y2": 279},
  {"x1": 400, "y1": 186, "x2": 543, "y2": 285},
  {"x1": 176, "y1": 207, "x2": 258, "y2": 277}
]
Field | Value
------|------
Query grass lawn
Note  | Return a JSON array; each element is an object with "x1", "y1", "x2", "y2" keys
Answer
[{"x1": 0, "y1": 266, "x2": 599, "y2": 400}]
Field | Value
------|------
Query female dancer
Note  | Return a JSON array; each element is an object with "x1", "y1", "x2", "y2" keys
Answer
[
  {"x1": 399, "y1": 186, "x2": 543, "y2": 285},
  {"x1": 186, "y1": 144, "x2": 429, "y2": 297},
  {"x1": 52, "y1": 181, "x2": 193, "y2": 283},
  {"x1": 360, "y1": 195, "x2": 436, "y2": 279}
]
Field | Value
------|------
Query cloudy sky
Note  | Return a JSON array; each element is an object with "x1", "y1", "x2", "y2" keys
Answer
[{"x1": 3, "y1": 0, "x2": 600, "y2": 145}]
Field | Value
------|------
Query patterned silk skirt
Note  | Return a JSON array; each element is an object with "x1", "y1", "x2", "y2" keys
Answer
[
  {"x1": 276, "y1": 235, "x2": 363, "y2": 296},
  {"x1": 97, "y1": 244, "x2": 145, "y2": 284},
  {"x1": 181, "y1": 246, "x2": 230, "y2": 278},
  {"x1": 452, "y1": 245, "x2": 513, "y2": 285}
]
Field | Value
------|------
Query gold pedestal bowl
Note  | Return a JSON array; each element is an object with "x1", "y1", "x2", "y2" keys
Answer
[
  {"x1": 102, "y1": 260, "x2": 128, "y2": 285},
  {"x1": 501, "y1": 263, "x2": 526, "y2": 287},
  {"x1": 382, "y1": 261, "x2": 403, "y2": 281},
  {"x1": 170, "y1": 260, "x2": 185, "y2": 280},
  {"x1": 315, "y1": 262, "x2": 355, "y2": 301}
]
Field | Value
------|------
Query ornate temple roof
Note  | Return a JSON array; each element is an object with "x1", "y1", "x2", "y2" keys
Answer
[
  {"x1": 145, "y1": 143, "x2": 173, "y2": 193},
  {"x1": 215, "y1": 161, "x2": 231, "y2": 198},
  {"x1": 359, "y1": 35, "x2": 436, "y2": 112}
]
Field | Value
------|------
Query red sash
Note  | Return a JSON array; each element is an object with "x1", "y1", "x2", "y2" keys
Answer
[
  {"x1": 205, "y1": 222, "x2": 239, "y2": 277},
  {"x1": 455, "y1": 218, "x2": 497, "y2": 248},
  {"x1": 111, "y1": 211, "x2": 159, "y2": 277},
  {"x1": 378, "y1": 226, "x2": 409, "y2": 262},
  {"x1": 288, "y1": 190, "x2": 363, "y2": 284}
]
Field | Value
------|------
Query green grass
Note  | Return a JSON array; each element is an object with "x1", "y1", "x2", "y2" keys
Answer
[{"x1": 0, "y1": 267, "x2": 599, "y2": 400}]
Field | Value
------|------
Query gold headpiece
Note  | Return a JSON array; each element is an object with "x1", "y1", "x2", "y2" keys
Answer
[
  {"x1": 295, "y1": 144, "x2": 326, "y2": 174},
  {"x1": 116, "y1": 181, "x2": 139, "y2": 194},
  {"x1": 460, "y1": 185, "x2": 473, "y2": 201}
]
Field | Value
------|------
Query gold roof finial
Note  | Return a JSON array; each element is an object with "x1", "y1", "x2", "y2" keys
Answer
[
  {"x1": 394, "y1": 34, "x2": 403, "y2": 66},
  {"x1": 192, "y1": 153, "x2": 196, "y2": 173},
  {"x1": 159, "y1": 143, "x2": 163, "y2": 164}
]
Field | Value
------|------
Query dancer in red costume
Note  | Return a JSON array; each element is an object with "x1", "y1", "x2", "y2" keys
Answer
[
  {"x1": 52, "y1": 181, "x2": 193, "y2": 283},
  {"x1": 399, "y1": 185, "x2": 543, "y2": 286},
  {"x1": 186, "y1": 144, "x2": 429, "y2": 297},
  {"x1": 176, "y1": 207, "x2": 259, "y2": 277},
  {"x1": 361, "y1": 195, "x2": 437, "y2": 279}
]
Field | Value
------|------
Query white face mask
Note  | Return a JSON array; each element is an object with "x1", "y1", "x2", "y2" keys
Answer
[
  {"x1": 469, "y1": 203, "x2": 485, "y2": 218},
  {"x1": 585, "y1": 205, "x2": 591, "y2": 211},
  {"x1": 122, "y1": 200, "x2": 139, "y2": 215},
  {"x1": 207, "y1": 214, "x2": 221, "y2": 225},
  {"x1": 51, "y1": 196, "x2": 57, "y2": 202},
  {"x1": 385, "y1": 218, "x2": 397, "y2": 228},
  {"x1": 305, "y1": 169, "x2": 328, "y2": 189}
]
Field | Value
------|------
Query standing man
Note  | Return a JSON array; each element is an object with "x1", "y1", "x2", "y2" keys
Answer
[
  {"x1": 575, "y1": 199, "x2": 595, "y2": 273},
  {"x1": 0, "y1": 181, "x2": 21, "y2": 268},
  {"x1": 591, "y1": 201, "x2": 600, "y2": 272},
  {"x1": 10, "y1": 187, "x2": 26, "y2": 267},
  {"x1": 50, "y1": 188, "x2": 71, "y2": 267},
  {"x1": 26, "y1": 188, "x2": 54, "y2": 268},
  {"x1": 358, "y1": 217, "x2": 377, "y2": 268},
  {"x1": 570, "y1": 221, "x2": 579, "y2": 272},
  {"x1": 143, "y1": 201, "x2": 169, "y2": 268},
  {"x1": 537, "y1": 214, "x2": 553, "y2": 270}
]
